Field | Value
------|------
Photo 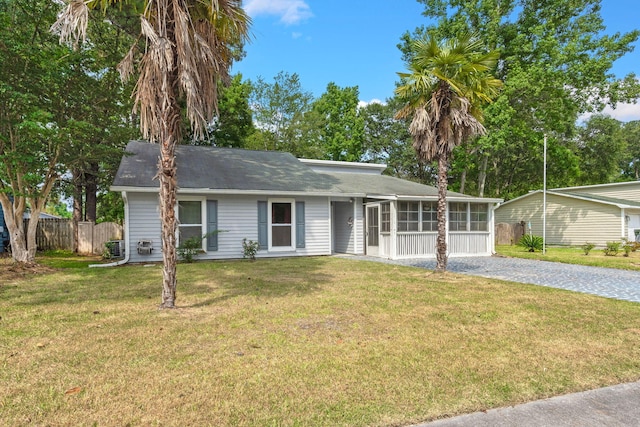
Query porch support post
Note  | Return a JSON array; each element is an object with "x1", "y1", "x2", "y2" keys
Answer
[{"x1": 390, "y1": 200, "x2": 397, "y2": 259}]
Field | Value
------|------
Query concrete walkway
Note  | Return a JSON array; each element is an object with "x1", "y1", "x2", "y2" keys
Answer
[
  {"x1": 340, "y1": 255, "x2": 640, "y2": 426},
  {"x1": 415, "y1": 380, "x2": 640, "y2": 427}
]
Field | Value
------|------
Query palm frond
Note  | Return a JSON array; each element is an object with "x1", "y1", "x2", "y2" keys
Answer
[{"x1": 50, "y1": 0, "x2": 89, "y2": 46}]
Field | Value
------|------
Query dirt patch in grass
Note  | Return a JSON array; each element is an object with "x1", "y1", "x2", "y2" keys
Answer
[{"x1": 0, "y1": 258, "x2": 57, "y2": 285}]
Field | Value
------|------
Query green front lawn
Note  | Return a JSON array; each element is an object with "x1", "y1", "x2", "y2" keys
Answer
[
  {"x1": 496, "y1": 244, "x2": 640, "y2": 271},
  {"x1": 1, "y1": 254, "x2": 639, "y2": 426}
]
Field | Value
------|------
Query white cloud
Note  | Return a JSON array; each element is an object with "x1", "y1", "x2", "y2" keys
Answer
[
  {"x1": 358, "y1": 99, "x2": 384, "y2": 109},
  {"x1": 244, "y1": 0, "x2": 313, "y2": 25},
  {"x1": 580, "y1": 101, "x2": 640, "y2": 122}
]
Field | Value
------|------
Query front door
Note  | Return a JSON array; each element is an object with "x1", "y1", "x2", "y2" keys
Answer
[{"x1": 366, "y1": 206, "x2": 379, "y2": 256}]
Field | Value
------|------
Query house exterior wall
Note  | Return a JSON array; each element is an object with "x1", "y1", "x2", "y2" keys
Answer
[
  {"x1": 495, "y1": 192, "x2": 622, "y2": 247},
  {"x1": 126, "y1": 193, "x2": 332, "y2": 263},
  {"x1": 333, "y1": 201, "x2": 354, "y2": 254},
  {"x1": 556, "y1": 183, "x2": 640, "y2": 202}
]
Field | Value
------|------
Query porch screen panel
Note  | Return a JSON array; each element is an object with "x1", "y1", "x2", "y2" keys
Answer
[
  {"x1": 398, "y1": 202, "x2": 419, "y2": 231},
  {"x1": 470, "y1": 203, "x2": 488, "y2": 231},
  {"x1": 449, "y1": 202, "x2": 468, "y2": 231},
  {"x1": 422, "y1": 202, "x2": 437, "y2": 231},
  {"x1": 367, "y1": 206, "x2": 379, "y2": 246},
  {"x1": 380, "y1": 203, "x2": 391, "y2": 233}
]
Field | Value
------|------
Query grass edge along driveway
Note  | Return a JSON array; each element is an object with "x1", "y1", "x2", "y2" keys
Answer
[{"x1": 1, "y1": 254, "x2": 639, "y2": 426}]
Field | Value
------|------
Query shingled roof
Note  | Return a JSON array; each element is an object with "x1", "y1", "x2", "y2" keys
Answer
[
  {"x1": 112, "y1": 141, "x2": 496, "y2": 201},
  {"x1": 112, "y1": 141, "x2": 341, "y2": 193}
]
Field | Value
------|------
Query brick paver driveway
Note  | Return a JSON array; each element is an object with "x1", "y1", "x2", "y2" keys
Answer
[{"x1": 347, "y1": 255, "x2": 640, "y2": 303}]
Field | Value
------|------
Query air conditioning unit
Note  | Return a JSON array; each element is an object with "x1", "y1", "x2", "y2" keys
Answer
[{"x1": 108, "y1": 240, "x2": 125, "y2": 258}]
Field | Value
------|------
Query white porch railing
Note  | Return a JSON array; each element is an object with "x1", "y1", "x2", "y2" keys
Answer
[{"x1": 378, "y1": 232, "x2": 491, "y2": 259}]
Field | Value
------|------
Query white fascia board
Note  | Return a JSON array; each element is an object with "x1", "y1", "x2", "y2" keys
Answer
[{"x1": 110, "y1": 186, "x2": 364, "y2": 198}]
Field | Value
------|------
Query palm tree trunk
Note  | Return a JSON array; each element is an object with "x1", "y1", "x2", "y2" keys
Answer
[
  {"x1": 435, "y1": 155, "x2": 448, "y2": 272},
  {"x1": 158, "y1": 140, "x2": 178, "y2": 308}
]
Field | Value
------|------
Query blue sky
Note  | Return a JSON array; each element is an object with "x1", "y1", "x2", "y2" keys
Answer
[{"x1": 232, "y1": 0, "x2": 640, "y2": 121}]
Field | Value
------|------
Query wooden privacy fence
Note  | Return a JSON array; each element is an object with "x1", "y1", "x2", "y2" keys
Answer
[
  {"x1": 78, "y1": 221, "x2": 123, "y2": 255},
  {"x1": 495, "y1": 222, "x2": 526, "y2": 245},
  {"x1": 24, "y1": 218, "x2": 74, "y2": 251},
  {"x1": 22, "y1": 219, "x2": 122, "y2": 254}
]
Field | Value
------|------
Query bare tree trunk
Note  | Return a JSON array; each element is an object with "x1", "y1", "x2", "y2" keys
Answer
[
  {"x1": 435, "y1": 155, "x2": 448, "y2": 272},
  {"x1": 459, "y1": 168, "x2": 467, "y2": 194},
  {"x1": 0, "y1": 194, "x2": 35, "y2": 264},
  {"x1": 72, "y1": 169, "x2": 83, "y2": 252},
  {"x1": 478, "y1": 153, "x2": 488, "y2": 197},
  {"x1": 85, "y1": 162, "x2": 98, "y2": 223}
]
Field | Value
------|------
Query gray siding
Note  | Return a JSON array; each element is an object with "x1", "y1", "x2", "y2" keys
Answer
[
  {"x1": 126, "y1": 193, "x2": 331, "y2": 262},
  {"x1": 127, "y1": 193, "x2": 163, "y2": 263},
  {"x1": 333, "y1": 201, "x2": 354, "y2": 253},
  {"x1": 495, "y1": 192, "x2": 623, "y2": 247}
]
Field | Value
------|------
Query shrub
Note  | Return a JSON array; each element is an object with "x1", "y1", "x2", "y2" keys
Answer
[
  {"x1": 242, "y1": 238, "x2": 260, "y2": 260},
  {"x1": 177, "y1": 236, "x2": 203, "y2": 263},
  {"x1": 581, "y1": 242, "x2": 596, "y2": 255},
  {"x1": 603, "y1": 241, "x2": 621, "y2": 256},
  {"x1": 622, "y1": 238, "x2": 633, "y2": 257},
  {"x1": 518, "y1": 234, "x2": 544, "y2": 252}
]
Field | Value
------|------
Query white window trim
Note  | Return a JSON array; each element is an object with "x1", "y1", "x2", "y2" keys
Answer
[
  {"x1": 268, "y1": 198, "x2": 296, "y2": 251},
  {"x1": 175, "y1": 196, "x2": 207, "y2": 251}
]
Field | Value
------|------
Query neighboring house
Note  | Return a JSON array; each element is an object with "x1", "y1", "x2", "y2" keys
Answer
[
  {"x1": 0, "y1": 202, "x2": 8, "y2": 253},
  {"x1": 111, "y1": 141, "x2": 502, "y2": 263},
  {"x1": 495, "y1": 181, "x2": 640, "y2": 247},
  {"x1": 0, "y1": 205, "x2": 62, "y2": 253}
]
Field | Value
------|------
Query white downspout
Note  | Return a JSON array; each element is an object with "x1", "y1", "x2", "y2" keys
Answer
[{"x1": 89, "y1": 191, "x2": 130, "y2": 268}]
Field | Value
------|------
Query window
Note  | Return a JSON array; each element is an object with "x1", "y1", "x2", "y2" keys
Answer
[
  {"x1": 470, "y1": 203, "x2": 488, "y2": 231},
  {"x1": 178, "y1": 200, "x2": 203, "y2": 244},
  {"x1": 397, "y1": 201, "x2": 419, "y2": 232},
  {"x1": 271, "y1": 202, "x2": 292, "y2": 247},
  {"x1": 422, "y1": 202, "x2": 438, "y2": 231},
  {"x1": 380, "y1": 203, "x2": 391, "y2": 233},
  {"x1": 449, "y1": 202, "x2": 467, "y2": 231},
  {"x1": 258, "y1": 199, "x2": 305, "y2": 251}
]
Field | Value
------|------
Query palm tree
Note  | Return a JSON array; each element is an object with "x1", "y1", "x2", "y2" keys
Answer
[
  {"x1": 53, "y1": 0, "x2": 250, "y2": 307},
  {"x1": 395, "y1": 34, "x2": 501, "y2": 272}
]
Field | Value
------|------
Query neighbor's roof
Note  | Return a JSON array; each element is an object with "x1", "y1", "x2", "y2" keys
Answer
[
  {"x1": 112, "y1": 141, "x2": 500, "y2": 202},
  {"x1": 497, "y1": 189, "x2": 640, "y2": 209}
]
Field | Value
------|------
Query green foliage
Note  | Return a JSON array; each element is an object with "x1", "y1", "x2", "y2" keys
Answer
[
  {"x1": 311, "y1": 82, "x2": 365, "y2": 162},
  {"x1": 576, "y1": 115, "x2": 627, "y2": 185},
  {"x1": 102, "y1": 241, "x2": 115, "y2": 260},
  {"x1": 581, "y1": 242, "x2": 596, "y2": 256},
  {"x1": 247, "y1": 72, "x2": 316, "y2": 156},
  {"x1": 621, "y1": 238, "x2": 635, "y2": 257},
  {"x1": 96, "y1": 191, "x2": 125, "y2": 224},
  {"x1": 518, "y1": 234, "x2": 544, "y2": 252},
  {"x1": 404, "y1": 0, "x2": 640, "y2": 198},
  {"x1": 242, "y1": 238, "x2": 259, "y2": 260},
  {"x1": 603, "y1": 241, "x2": 621, "y2": 256},
  {"x1": 177, "y1": 236, "x2": 203, "y2": 263}
]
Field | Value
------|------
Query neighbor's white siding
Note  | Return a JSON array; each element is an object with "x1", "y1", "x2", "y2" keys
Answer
[
  {"x1": 126, "y1": 193, "x2": 331, "y2": 263},
  {"x1": 495, "y1": 192, "x2": 622, "y2": 247},
  {"x1": 556, "y1": 182, "x2": 640, "y2": 202}
]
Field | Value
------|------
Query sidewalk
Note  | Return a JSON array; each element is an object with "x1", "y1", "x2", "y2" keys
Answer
[{"x1": 414, "y1": 380, "x2": 640, "y2": 426}]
